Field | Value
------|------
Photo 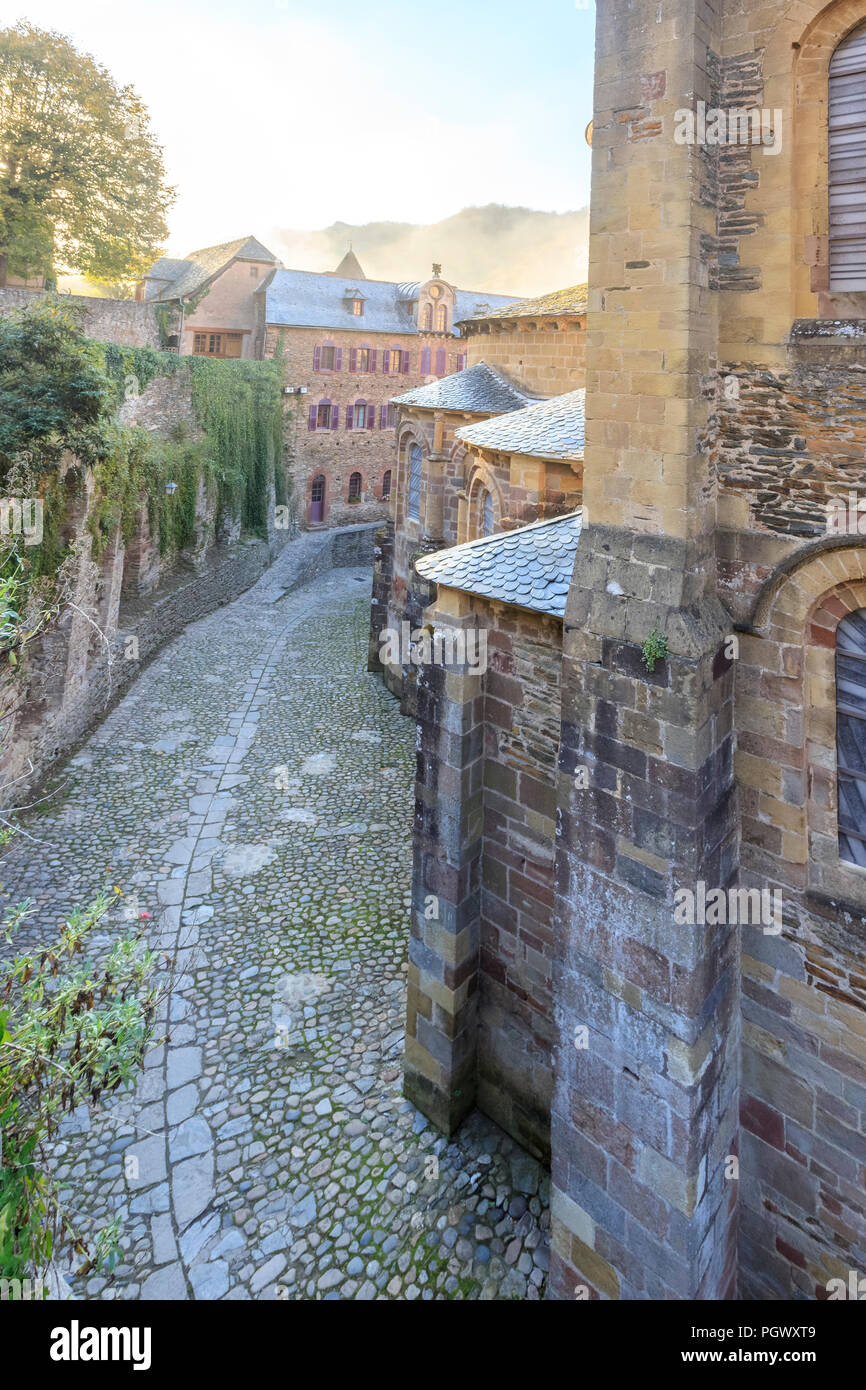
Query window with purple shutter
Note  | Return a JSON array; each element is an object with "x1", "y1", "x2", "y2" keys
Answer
[
  {"x1": 313, "y1": 346, "x2": 322, "y2": 372},
  {"x1": 349, "y1": 347, "x2": 357, "y2": 372},
  {"x1": 402, "y1": 350, "x2": 411, "y2": 374},
  {"x1": 420, "y1": 347, "x2": 431, "y2": 374},
  {"x1": 346, "y1": 405, "x2": 354, "y2": 430},
  {"x1": 435, "y1": 347, "x2": 446, "y2": 376},
  {"x1": 334, "y1": 347, "x2": 343, "y2": 372},
  {"x1": 331, "y1": 404, "x2": 339, "y2": 430},
  {"x1": 308, "y1": 402, "x2": 317, "y2": 430}
]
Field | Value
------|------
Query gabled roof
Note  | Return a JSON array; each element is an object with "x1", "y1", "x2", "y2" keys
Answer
[
  {"x1": 262, "y1": 270, "x2": 519, "y2": 337},
  {"x1": 456, "y1": 389, "x2": 585, "y2": 460},
  {"x1": 458, "y1": 283, "x2": 588, "y2": 325},
  {"x1": 144, "y1": 236, "x2": 278, "y2": 301},
  {"x1": 392, "y1": 361, "x2": 533, "y2": 414},
  {"x1": 332, "y1": 249, "x2": 366, "y2": 280},
  {"x1": 415, "y1": 511, "x2": 582, "y2": 618}
]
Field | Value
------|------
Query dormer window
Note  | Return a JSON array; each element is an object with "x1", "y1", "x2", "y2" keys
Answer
[
  {"x1": 345, "y1": 288, "x2": 366, "y2": 316},
  {"x1": 352, "y1": 299, "x2": 364, "y2": 316}
]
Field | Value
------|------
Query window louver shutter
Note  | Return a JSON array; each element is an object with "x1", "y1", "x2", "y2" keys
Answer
[
  {"x1": 402, "y1": 350, "x2": 411, "y2": 374},
  {"x1": 313, "y1": 346, "x2": 322, "y2": 372},
  {"x1": 335, "y1": 347, "x2": 343, "y2": 372},
  {"x1": 346, "y1": 405, "x2": 354, "y2": 430},
  {"x1": 308, "y1": 403, "x2": 317, "y2": 430},
  {"x1": 349, "y1": 348, "x2": 357, "y2": 372},
  {"x1": 369, "y1": 349, "x2": 377, "y2": 373},
  {"x1": 331, "y1": 405, "x2": 339, "y2": 430},
  {"x1": 380, "y1": 403, "x2": 387, "y2": 428},
  {"x1": 829, "y1": 22, "x2": 866, "y2": 291},
  {"x1": 435, "y1": 347, "x2": 446, "y2": 376},
  {"x1": 421, "y1": 347, "x2": 431, "y2": 374}
]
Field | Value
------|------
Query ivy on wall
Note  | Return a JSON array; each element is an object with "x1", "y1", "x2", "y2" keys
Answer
[{"x1": 0, "y1": 302, "x2": 288, "y2": 602}]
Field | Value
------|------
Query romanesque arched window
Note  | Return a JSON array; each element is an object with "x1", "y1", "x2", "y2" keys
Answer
[
  {"x1": 836, "y1": 607, "x2": 866, "y2": 864},
  {"x1": 348, "y1": 471, "x2": 362, "y2": 502},
  {"x1": 408, "y1": 443, "x2": 422, "y2": 521},
  {"x1": 437, "y1": 304, "x2": 448, "y2": 333},
  {"x1": 382, "y1": 469, "x2": 392, "y2": 500},
  {"x1": 423, "y1": 304, "x2": 433, "y2": 330},
  {"x1": 829, "y1": 22, "x2": 866, "y2": 292},
  {"x1": 481, "y1": 490, "x2": 494, "y2": 537}
]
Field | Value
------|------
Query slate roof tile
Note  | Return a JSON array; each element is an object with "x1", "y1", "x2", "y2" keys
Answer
[
  {"x1": 455, "y1": 389, "x2": 585, "y2": 460},
  {"x1": 414, "y1": 510, "x2": 583, "y2": 618},
  {"x1": 391, "y1": 362, "x2": 534, "y2": 413}
]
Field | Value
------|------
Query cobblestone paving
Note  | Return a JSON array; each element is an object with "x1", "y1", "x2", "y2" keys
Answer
[{"x1": 1, "y1": 551, "x2": 550, "y2": 1300}]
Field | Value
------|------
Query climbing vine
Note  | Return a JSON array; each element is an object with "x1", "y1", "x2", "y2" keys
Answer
[{"x1": 0, "y1": 301, "x2": 287, "y2": 621}]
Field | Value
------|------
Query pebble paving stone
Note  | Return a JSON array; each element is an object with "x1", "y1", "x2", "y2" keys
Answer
[{"x1": 1, "y1": 548, "x2": 550, "y2": 1299}]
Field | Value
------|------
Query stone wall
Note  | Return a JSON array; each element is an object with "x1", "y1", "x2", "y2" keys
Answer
[
  {"x1": 404, "y1": 585, "x2": 561, "y2": 1162},
  {"x1": 0, "y1": 286, "x2": 172, "y2": 349},
  {"x1": 264, "y1": 323, "x2": 466, "y2": 530},
  {"x1": 464, "y1": 320, "x2": 586, "y2": 398}
]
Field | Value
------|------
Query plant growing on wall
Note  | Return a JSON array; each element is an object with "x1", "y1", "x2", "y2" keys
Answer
[{"x1": 641, "y1": 628, "x2": 670, "y2": 674}]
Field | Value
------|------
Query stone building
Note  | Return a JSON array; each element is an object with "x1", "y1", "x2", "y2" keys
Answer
[
  {"x1": 259, "y1": 259, "x2": 517, "y2": 529},
  {"x1": 370, "y1": 286, "x2": 587, "y2": 710},
  {"x1": 396, "y1": 0, "x2": 866, "y2": 1303},
  {"x1": 136, "y1": 236, "x2": 280, "y2": 358}
]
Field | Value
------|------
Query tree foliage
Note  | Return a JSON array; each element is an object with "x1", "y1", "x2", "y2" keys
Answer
[{"x1": 0, "y1": 22, "x2": 174, "y2": 288}]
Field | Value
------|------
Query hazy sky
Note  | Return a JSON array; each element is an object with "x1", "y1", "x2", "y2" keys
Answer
[{"x1": 5, "y1": 0, "x2": 595, "y2": 255}]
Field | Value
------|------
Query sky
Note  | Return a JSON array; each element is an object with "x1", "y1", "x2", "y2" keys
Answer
[{"x1": 2, "y1": 0, "x2": 595, "y2": 256}]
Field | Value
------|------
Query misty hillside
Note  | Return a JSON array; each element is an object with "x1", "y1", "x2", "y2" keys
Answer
[{"x1": 265, "y1": 205, "x2": 590, "y2": 299}]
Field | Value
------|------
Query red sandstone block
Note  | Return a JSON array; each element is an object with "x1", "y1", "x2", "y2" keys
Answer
[{"x1": 741, "y1": 1093, "x2": 785, "y2": 1149}]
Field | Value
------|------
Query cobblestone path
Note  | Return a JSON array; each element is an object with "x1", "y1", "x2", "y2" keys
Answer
[{"x1": 2, "y1": 549, "x2": 550, "y2": 1300}]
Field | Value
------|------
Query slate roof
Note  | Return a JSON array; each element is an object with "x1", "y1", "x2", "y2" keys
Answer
[
  {"x1": 391, "y1": 361, "x2": 533, "y2": 414},
  {"x1": 456, "y1": 389, "x2": 585, "y2": 460},
  {"x1": 332, "y1": 250, "x2": 366, "y2": 280},
  {"x1": 262, "y1": 271, "x2": 519, "y2": 337},
  {"x1": 144, "y1": 236, "x2": 278, "y2": 301},
  {"x1": 415, "y1": 511, "x2": 582, "y2": 618},
  {"x1": 457, "y1": 282, "x2": 588, "y2": 324}
]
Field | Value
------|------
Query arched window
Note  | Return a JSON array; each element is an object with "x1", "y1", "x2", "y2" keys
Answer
[
  {"x1": 310, "y1": 474, "x2": 326, "y2": 523},
  {"x1": 408, "y1": 443, "x2": 422, "y2": 521},
  {"x1": 836, "y1": 608, "x2": 866, "y2": 864},
  {"x1": 481, "y1": 490, "x2": 494, "y2": 537},
  {"x1": 437, "y1": 304, "x2": 448, "y2": 333},
  {"x1": 348, "y1": 471, "x2": 362, "y2": 502},
  {"x1": 382, "y1": 469, "x2": 392, "y2": 500},
  {"x1": 829, "y1": 22, "x2": 866, "y2": 292},
  {"x1": 423, "y1": 304, "x2": 433, "y2": 330}
]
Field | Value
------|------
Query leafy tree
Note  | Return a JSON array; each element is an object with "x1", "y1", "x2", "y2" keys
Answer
[
  {"x1": 0, "y1": 298, "x2": 111, "y2": 476},
  {"x1": 0, "y1": 22, "x2": 174, "y2": 289}
]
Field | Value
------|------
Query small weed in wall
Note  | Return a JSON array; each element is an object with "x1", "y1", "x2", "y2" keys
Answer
[{"x1": 641, "y1": 629, "x2": 670, "y2": 674}]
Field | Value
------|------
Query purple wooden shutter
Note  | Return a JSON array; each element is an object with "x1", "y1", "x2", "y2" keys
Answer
[
  {"x1": 369, "y1": 348, "x2": 377, "y2": 373},
  {"x1": 402, "y1": 349, "x2": 411, "y2": 374},
  {"x1": 435, "y1": 347, "x2": 446, "y2": 376},
  {"x1": 421, "y1": 347, "x2": 431, "y2": 374},
  {"x1": 368, "y1": 402, "x2": 375, "y2": 429},
  {"x1": 331, "y1": 404, "x2": 339, "y2": 430},
  {"x1": 379, "y1": 403, "x2": 387, "y2": 428},
  {"x1": 346, "y1": 405, "x2": 354, "y2": 430},
  {"x1": 308, "y1": 403, "x2": 317, "y2": 430},
  {"x1": 335, "y1": 347, "x2": 343, "y2": 372},
  {"x1": 313, "y1": 346, "x2": 322, "y2": 372},
  {"x1": 349, "y1": 347, "x2": 357, "y2": 372}
]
